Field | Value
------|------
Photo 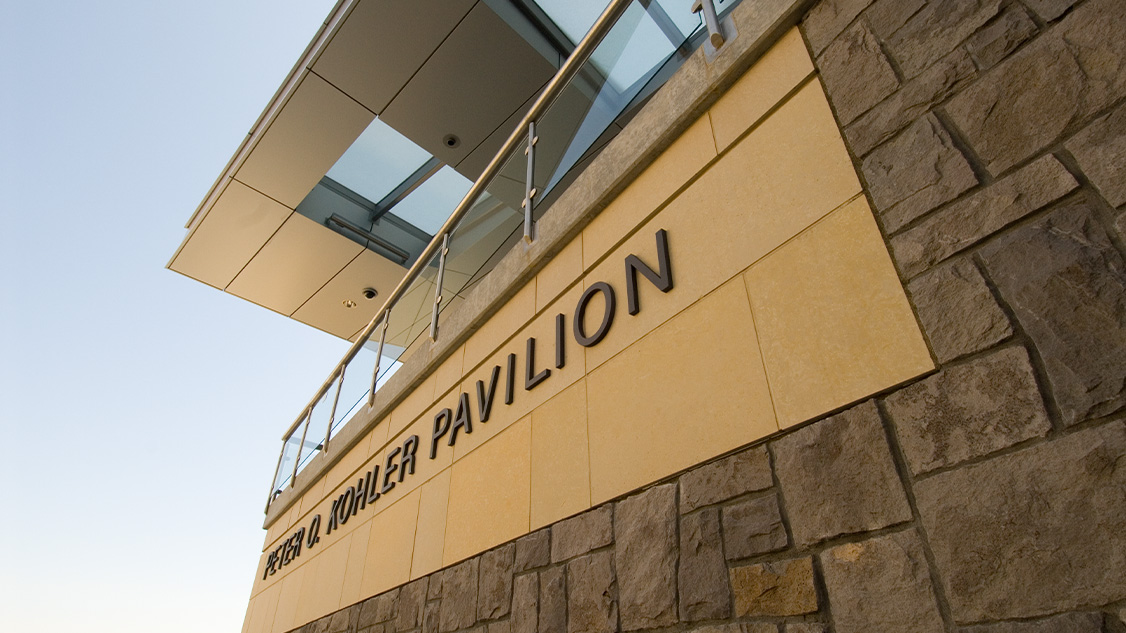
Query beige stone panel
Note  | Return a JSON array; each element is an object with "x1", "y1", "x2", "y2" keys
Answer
[
  {"x1": 453, "y1": 284, "x2": 586, "y2": 461},
  {"x1": 411, "y1": 468, "x2": 452, "y2": 579},
  {"x1": 298, "y1": 476, "x2": 326, "y2": 520},
  {"x1": 709, "y1": 28, "x2": 815, "y2": 151},
  {"x1": 530, "y1": 380, "x2": 591, "y2": 529},
  {"x1": 263, "y1": 505, "x2": 294, "y2": 552},
  {"x1": 582, "y1": 115, "x2": 717, "y2": 269},
  {"x1": 537, "y1": 237, "x2": 584, "y2": 312},
  {"x1": 271, "y1": 562, "x2": 306, "y2": 633},
  {"x1": 316, "y1": 446, "x2": 386, "y2": 552},
  {"x1": 360, "y1": 488, "x2": 422, "y2": 597},
  {"x1": 463, "y1": 280, "x2": 537, "y2": 373},
  {"x1": 434, "y1": 345, "x2": 466, "y2": 398},
  {"x1": 295, "y1": 534, "x2": 350, "y2": 625},
  {"x1": 586, "y1": 278, "x2": 777, "y2": 504},
  {"x1": 583, "y1": 80, "x2": 861, "y2": 373},
  {"x1": 444, "y1": 417, "x2": 532, "y2": 565},
  {"x1": 368, "y1": 416, "x2": 390, "y2": 454},
  {"x1": 339, "y1": 519, "x2": 372, "y2": 609},
  {"x1": 246, "y1": 581, "x2": 281, "y2": 633},
  {"x1": 291, "y1": 556, "x2": 321, "y2": 627},
  {"x1": 744, "y1": 197, "x2": 933, "y2": 427},
  {"x1": 373, "y1": 410, "x2": 452, "y2": 513},
  {"x1": 387, "y1": 374, "x2": 437, "y2": 439},
  {"x1": 324, "y1": 428, "x2": 377, "y2": 495}
]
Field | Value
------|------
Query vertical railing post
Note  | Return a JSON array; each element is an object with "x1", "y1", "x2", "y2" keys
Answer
[
  {"x1": 368, "y1": 312, "x2": 389, "y2": 408},
  {"x1": 290, "y1": 410, "x2": 311, "y2": 488},
  {"x1": 691, "y1": 0, "x2": 725, "y2": 49},
  {"x1": 522, "y1": 121, "x2": 538, "y2": 244},
  {"x1": 266, "y1": 442, "x2": 287, "y2": 511},
  {"x1": 429, "y1": 233, "x2": 450, "y2": 341},
  {"x1": 323, "y1": 368, "x2": 346, "y2": 455}
]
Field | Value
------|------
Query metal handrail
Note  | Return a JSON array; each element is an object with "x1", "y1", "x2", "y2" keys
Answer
[{"x1": 275, "y1": 0, "x2": 635, "y2": 446}]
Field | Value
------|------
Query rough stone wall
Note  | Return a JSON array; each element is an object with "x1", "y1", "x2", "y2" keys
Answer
[{"x1": 284, "y1": 0, "x2": 1126, "y2": 631}]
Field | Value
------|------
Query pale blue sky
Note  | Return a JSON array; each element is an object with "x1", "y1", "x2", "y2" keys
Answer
[{"x1": 0, "y1": 1, "x2": 346, "y2": 631}]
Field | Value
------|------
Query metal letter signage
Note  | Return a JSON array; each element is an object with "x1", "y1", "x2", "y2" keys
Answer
[{"x1": 260, "y1": 230, "x2": 675, "y2": 581}]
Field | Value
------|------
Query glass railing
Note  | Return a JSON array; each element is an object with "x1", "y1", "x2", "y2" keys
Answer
[{"x1": 266, "y1": 0, "x2": 736, "y2": 510}]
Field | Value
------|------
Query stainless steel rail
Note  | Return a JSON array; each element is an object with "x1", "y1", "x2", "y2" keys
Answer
[
  {"x1": 267, "y1": 0, "x2": 730, "y2": 507},
  {"x1": 267, "y1": 0, "x2": 637, "y2": 504}
]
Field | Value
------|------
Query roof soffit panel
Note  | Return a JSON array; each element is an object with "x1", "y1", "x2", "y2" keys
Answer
[
  {"x1": 292, "y1": 249, "x2": 410, "y2": 339},
  {"x1": 226, "y1": 213, "x2": 365, "y2": 316},
  {"x1": 379, "y1": 2, "x2": 557, "y2": 167},
  {"x1": 169, "y1": 180, "x2": 293, "y2": 289},
  {"x1": 312, "y1": 0, "x2": 477, "y2": 114},
  {"x1": 235, "y1": 72, "x2": 374, "y2": 208}
]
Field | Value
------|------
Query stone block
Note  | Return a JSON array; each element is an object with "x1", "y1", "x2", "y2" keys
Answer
[
  {"x1": 328, "y1": 606, "x2": 360, "y2": 633},
  {"x1": 915, "y1": 422, "x2": 1126, "y2": 621},
  {"x1": 615, "y1": 485, "x2": 678, "y2": 630},
  {"x1": 551, "y1": 505, "x2": 612, "y2": 563},
  {"x1": 1066, "y1": 101, "x2": 1126, "y2": 208},
  {"x1": 479, "y1": 544, "x2": 515, "y2": 620},
  {"x1": 745, "y1": 625, "x2": 779, "y2": 633},
  {"x1": 884, "y1": 346, "x2": 1051, "y2": 474},
  {"x1": 423, "y1": 602, "x2": 439, "y2": 633},
  {"x1": 980, "y1": 200, "x2": 1126, "y2": 424},
  {"x1": 722, "y1": 495, "x2": 788, "y2": 559},
  {"x1": 820, "y1": 530, "x2": 944, "y2": 633},
  {"x1": 679, "y1": 508, "x2": 732, "y2": 621},
  {"x1": 817, "y1": 21, "x2": 900, "y2": 124},
  {"x1": 567, "y1": 552, "x2": 618, "y2": 633},
  {"x1": 679, "y1": 446, "x2": 773, "y2": 512},
  {"x1": 864, "y1": 0, "x2": 925, "y2": 40},
  {"x1": 945, "y1": 0, "x2": 1126, "y2": 174},
  {"x1": 907, "y1": 257, "x2": 1012, "y2": 363},
  {"x1": 427, "y1": 569, "x2": 444, "y2": 600},
  {"x1": 862, "y1": 114, "x2": 977, "y2": 233},
  {"x1": 1023, "y1": 0, "x2": 1080, "y2": 21},
  {"x1": 845, "y1": 48, "x2": 977, "y2": 157},
  {"x1": 882, "y1": 0, "x2": 1002, "y2": 78},
  {"x1": 802, "y1": 0, "x2": 872, "y2": 55},
  {"x1": 730, "y1": 557, "x2": 818, "y2": 616},
  {"x1": 956, "y1": 612, "x2": 1104, "y2": 633},
  {"x1": 772, "y1": 401, "x2": 912, "y2": 546},
  {"x1": 440, "y1": 558, "x2": 480, "y2": 633},
  {"x1": 396, "y1": 578, "x2": 428, "y2": 632},
  {"x1": 784, "y1": 625, "x2": 828, "y2": 633},
  {"x1": 540, "y1": 566, "x2": 566, "y2": 633},
  {"x1": 689, "y1": 625, "x2": 747, "y2": 633},
  {"x1": 490, "y1": 622, "x2": 512, "y2": 633},
  {"x1": 360, "y1": 589, "x2": 399, "y2": 629},
  {"x1": 515, "y1": 529, "x2": 551, "y2": 573},
  {"x1": 964, "y1": 4, "x2": 1037, "y2": 70},
  {"x1": 891, "y1": 154, "x2": 1077, "y2": 278},
  {"x1": 512, "y1": 573, "x2": 538, "y2": 633}
]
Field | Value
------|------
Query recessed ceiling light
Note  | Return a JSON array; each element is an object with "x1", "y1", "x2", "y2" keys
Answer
[{"x1": 343, "y1": 300, "x2": 357, "y2": 309}]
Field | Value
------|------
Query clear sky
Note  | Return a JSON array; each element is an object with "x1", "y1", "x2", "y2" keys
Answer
[{"x1": 0, "y1": 1, "x2": 346, "y2": 631}]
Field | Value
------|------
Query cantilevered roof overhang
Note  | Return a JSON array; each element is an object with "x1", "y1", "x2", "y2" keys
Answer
[{"x1": 168, "y1": 0, "x2": 571, "y2": 342}]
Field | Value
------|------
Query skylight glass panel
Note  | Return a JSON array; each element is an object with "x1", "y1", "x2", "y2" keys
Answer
[
  {"x1": 531, "y1": 0, "x2": 607, "y2": 44},
  {"x1": 388, "y1": 166, "x2": 473, "y2": 235},
  {"x1": 326, "y1": 117, "x2": 432, "y2": 204},
  {"x1": 531, "y1": 0, "x2": 701, "y2": 93}
]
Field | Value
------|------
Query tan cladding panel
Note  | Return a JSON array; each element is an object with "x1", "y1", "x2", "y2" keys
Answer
[{"x1": 247, "y1": 29, "x2": 934, "y2": 633}]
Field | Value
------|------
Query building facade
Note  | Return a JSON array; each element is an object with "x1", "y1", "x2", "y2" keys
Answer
[{"x1": 174, "y1": 0, "x2": 1126, "y2": 632}]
